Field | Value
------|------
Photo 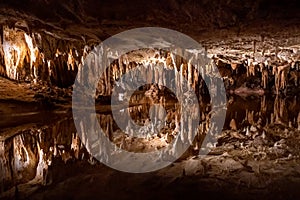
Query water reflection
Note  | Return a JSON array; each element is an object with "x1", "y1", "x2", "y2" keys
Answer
[
  {"x1": 225, "y1": 95, "x2": 300, "y2": 131},
  {"x1": 1, "y1": 94, "x2": 300, "y2": 195}
]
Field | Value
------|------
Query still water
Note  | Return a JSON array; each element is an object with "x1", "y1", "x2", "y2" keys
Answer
[{"x1": 1, "y1": 93, "x2": 300, "y2": 194}]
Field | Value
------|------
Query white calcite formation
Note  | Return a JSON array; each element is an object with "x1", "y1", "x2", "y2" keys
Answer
[
  {"x1": 208, "y1": 40, "x2": 300, "y2": 94},
  {"x1": 0, "y1": 25, "x2": 86, "y2": 87},
  {"x1": 1, "y1": 21, "x2": 300, "y2": 95}
]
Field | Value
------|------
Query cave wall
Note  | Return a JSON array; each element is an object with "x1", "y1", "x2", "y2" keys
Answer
[{"x1": 0, "y1": 26, "x2": 85, "y2": 87}]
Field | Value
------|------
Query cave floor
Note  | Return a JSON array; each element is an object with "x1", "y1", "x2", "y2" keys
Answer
[{"x1": 0, "y1": 77, "x2": 36, "y2": 102}]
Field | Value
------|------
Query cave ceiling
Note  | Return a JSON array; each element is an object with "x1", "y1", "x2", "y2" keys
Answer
[{"x1": 1, "y1": 0, "x2": 300, "y2": 46}]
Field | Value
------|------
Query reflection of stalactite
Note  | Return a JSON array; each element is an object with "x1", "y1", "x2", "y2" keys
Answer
[
  {"x1": 261, "y1": 64, "x2": 268, "y2": 89},
  {"x1": 0, "y1": 144, "x2": 5, "y2": 192},
  {"x1": 1, "y1": 117, "x2": 81, "y2": 191},
  {"x1": 297, "y1": 112, "x2": 300, "y2": 131},
  {"x1": 260, "y1": 95, "x2": 267, "y2": 114},
  {"x1": 34, "y1": 142, "x2": 48, "y2": 185},
  {"x1": 246, "y1": 109, "x2": 254, "y2": 125},
  {"x1": 13, "y1": 134, "x2": 37, "y2": 182},
  {"x1": 273, "y1": 96, "x2": 279, "y2": 123},
  {"x1": 273, "y1": 96, "x2": 288, "y2": 124}
]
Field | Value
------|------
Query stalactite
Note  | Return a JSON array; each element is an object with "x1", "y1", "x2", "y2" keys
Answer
[
  {"x1": 230, "y1": 118, "x2": 237, "y2": 130},
  {"x1": 166, "y1": 52, "x2": 173, "y2": 68},
  {"x1": 178, "y1": 104, "x2": 184, "y2": 143},
  {"x1": 230, "y1": 63, "x2": 238, "y2": 75},
  {"x1": 112, "y1": 63, "x2": 118, "y2": 81},
  {"x1": 147, "y1": 63, "x2": 153, "y2": 84},
  {"x1": 174, "y1": 63, "x2": 180, "y2": 95},
  {"x1": 193, "y1": 68, "x2": 199, "y2": 92},
  {"x1": 154, "y1": 63, "x2": 159, "y2": 85},
  {"x1": 0, "y1": 22, "x2": 299, "y2": 96},
  {"x1": 253, "y1": 41, "x2": 256, "y2": 56},
  {"x1": 3, "y1": 26, "x2": 21, "y2": 80},
  {"x1": 187, "y1": 61, "x2": 193, "y2": 87},
  {"x1": 158, "y1": 62, "x2": 164, "y2": 89},
  {"x1": 179, "y1": 63, "x2": 185, "y2": 93},
  {"x1": 67, "y1": 49, "x2": 75, "y2": 71},
  {"x1": 71, "y1": 133, "x2": 81, "y2": 159},
  {"x1": 140, "y1": 63, "x2": 147, "y2": 83},
  {"x1": 275, "y1": 63, "x2": 291, "y2": 93},
  {"x1": 247, "y1": 60, "x2": 256, "y2": 77}
]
